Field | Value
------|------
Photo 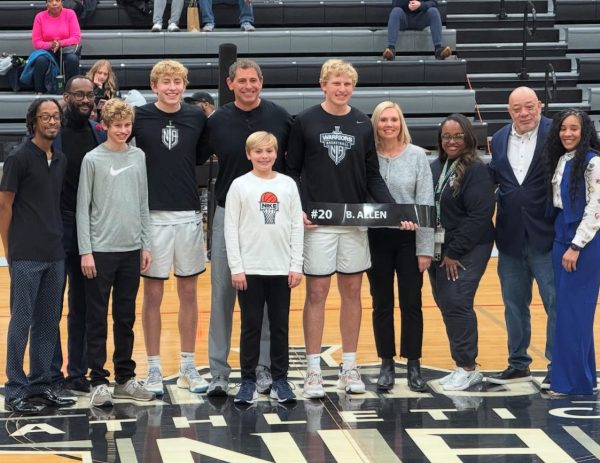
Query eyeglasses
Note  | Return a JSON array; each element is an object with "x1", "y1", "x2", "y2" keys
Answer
[
  {"x1": 37, "y1": 114, "x2": 61, "y2": 123},
  {"x1": 441, "y1": 133, "x2": 465, "y2": 142},
  {"x1": 67, "y1": 91, "x2": 96, "y2": 101}
]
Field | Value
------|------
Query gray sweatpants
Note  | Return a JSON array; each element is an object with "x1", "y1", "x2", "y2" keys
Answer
[{"x1": 153, "y1": 0, "x2": 184, "y2": 25}]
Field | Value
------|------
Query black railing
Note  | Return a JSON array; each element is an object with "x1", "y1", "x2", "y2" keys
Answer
[
  {"x1": 519, "y1": 1, "x2": 537, "y2": 80},
  {"x1": 544, "y1": 63, "x2": 557, "y2": 117},
  {"x1": 497, "y1": 0, "x2": 508, "y2": 20}
]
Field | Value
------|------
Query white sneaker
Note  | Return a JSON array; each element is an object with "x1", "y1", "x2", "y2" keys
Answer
[
  {"x1": 303, "y1": 368, "x2": 325, "y2": 399},
  {"x1": 177, "y1": 367, "x2": 209, "y2": 393},
  {"x1": 337, "y1": 365, "x2": 366, "y2": 394},
  {"x1": 202, "y1": 23, "x2": 214, "y2": 32},
  {"x1": 151, "y1": 22, "x2": 162, "y2": 32},
  {"x1": 439, "y1": 369, "x2": 458, "y2": 385},
  {"x1": 90, "y1": 384, "x2": 113, "y2": 408},
  {"x1": 144, "y1": 367, "x2": 164, "y2": 395},
  {"x1": 167, "y1": 22, "x2": 180, "y2": 32},
  {"x1": 443, "y1": 367, "x2": 483, "y2": 391}
]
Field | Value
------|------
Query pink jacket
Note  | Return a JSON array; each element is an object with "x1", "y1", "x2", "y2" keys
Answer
[{"x1": 32, "y1": 8, "x2": 81, "y2": 50}]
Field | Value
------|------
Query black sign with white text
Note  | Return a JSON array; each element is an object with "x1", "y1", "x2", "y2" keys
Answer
[{"x1": 307, "y1": 202, "x2": 436, "y2": 227}]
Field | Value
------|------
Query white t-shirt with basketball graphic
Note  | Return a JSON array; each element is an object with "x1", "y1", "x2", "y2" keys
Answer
[{"x1": 224, "y1": 171, "x2": 304, "y2": 276}]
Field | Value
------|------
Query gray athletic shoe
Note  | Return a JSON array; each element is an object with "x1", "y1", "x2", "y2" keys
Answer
[
  {"x1": 90, "y1": 384, "x2": 113, "y2": 408},
  {"x1": 207, "y1": 375, "x2": 229, "y2": 397},
  {"x1": 256, "y1": 365, "x2": 272, "y2": 394},
  {"x1": 113, "y1": 378, "x2": 156, "y2": 402}
]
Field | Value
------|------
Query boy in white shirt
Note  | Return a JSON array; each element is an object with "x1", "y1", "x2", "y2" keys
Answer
[{"x1": 224, "y1": 131, "x2": 304, "y2": 404}]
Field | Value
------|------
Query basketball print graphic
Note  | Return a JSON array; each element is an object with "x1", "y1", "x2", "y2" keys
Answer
[{"x1": 259, "y1": 191, "x2": 279, "y2": 224}]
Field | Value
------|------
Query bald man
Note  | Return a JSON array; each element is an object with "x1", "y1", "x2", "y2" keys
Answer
[{"x1": 487, "y1": 87, "x2": 556, "y2": 389}]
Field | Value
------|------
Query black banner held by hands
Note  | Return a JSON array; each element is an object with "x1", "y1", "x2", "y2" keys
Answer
[{"x1": 307, "y1": 203, "x2": 436, "y2": 228}]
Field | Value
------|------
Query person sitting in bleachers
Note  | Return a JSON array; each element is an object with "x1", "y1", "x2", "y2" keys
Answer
[
  {"x1": 382, "y1": 0, "x2": 451, "y2": 61},
  {"x1": 200, "y1": 0, "x2": 255, "y2": 32},
  {"x1": 31, "y1": 0, "x2": 81, "y2": 93},
  {"x1": 86, "y1": 59, "x2": 120, "y2": 118},
  {"x1": 152, "y1": 0, "x2": 183, "y2": 32}
]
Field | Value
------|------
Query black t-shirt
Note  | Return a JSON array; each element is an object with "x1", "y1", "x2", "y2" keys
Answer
[
  {"x1": 60, "y1": 123, "x2": 99, "y2": 212},
  {"x1": 132, "y1": 103, "x2": 207, "y2": 211},
  {"x1": 286, "y1": 105, "x2": 393, "y2": 205},
  {"x1": 205, "y1": 100, "x2": 292, "y2": 207},
  {"x1": 0, "y1": 140, "x2": 67, "y2": 261}
]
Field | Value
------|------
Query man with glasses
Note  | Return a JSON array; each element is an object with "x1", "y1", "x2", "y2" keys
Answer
[
  {"x1": 488, "y1": 86, "x2": 556, "y2": 389},
  {"x1": 50, "y1": 76, "x2": 106, "y2": 397},
  {"x1": 0, "y1": 98, "x2": 76, "y2": 414}
]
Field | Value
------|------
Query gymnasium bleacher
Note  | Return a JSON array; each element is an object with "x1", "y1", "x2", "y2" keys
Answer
[{"x1": 1, "y1": 0, "x2": 600, "y2": 167}]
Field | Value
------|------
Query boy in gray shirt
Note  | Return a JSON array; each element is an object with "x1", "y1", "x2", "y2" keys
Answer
[{"x1": 77, "y1": 98, "x2": 154, "y2": 407}]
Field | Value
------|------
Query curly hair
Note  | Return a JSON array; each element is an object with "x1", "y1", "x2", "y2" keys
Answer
[
  {"x1": 437, "y1": 113, "x2": 480, "y2": 195},
  {"x1": 543, "y1": 109, "x2": 600, "y2": 203},
  {"x1": 25, "y1": 98, "x2": 62, "y2": 136},
  {"x1": 87, "y1": 60, "x2": 118, "y2": 99}
]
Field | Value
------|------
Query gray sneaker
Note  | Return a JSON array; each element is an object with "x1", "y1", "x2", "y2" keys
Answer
[
  {"x1": 240, "y1": 22, "x2": 255, "y2": 32},
  {"x1": 90, "y1": 384, "x2": 113, "y2": 408},
  {"x1": 207, "y1": 375, "x2": 229, "y2": 397},
  {"x1": 256, "y1": 365, "x2": 272, "y2": 394},
  {"x1": 113, "y1": 378, "x2": 156, "y2": 402}
]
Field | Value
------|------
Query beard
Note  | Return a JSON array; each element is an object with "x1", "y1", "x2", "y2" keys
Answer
[{"x1": 64, "y1": 104, "x2": 92, "y2": 127}]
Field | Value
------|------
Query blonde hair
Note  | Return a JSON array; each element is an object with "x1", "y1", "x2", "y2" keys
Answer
[
  {"x1": 245, "y1": 131, "x2": 278, "y2": 153},
  {"x1": 371, "y1": 101, "x2": 411, "y2": 148},
  {"x1": 87, "y1": 59, "x2": 118, "y2": 99},
  {"x1": 150, "y1": 60, "x2": 189, "y2": 87},
  {"x1": 319, "y1": 59, "x2": 358, "y2": 86},
  {"x1": 101, "y1": 98, "x2": 135, "y2": 126}
]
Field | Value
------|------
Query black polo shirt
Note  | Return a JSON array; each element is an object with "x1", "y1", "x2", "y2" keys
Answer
[{"x1": 0, "y1": 139, "x2": 67, "y2": 261}]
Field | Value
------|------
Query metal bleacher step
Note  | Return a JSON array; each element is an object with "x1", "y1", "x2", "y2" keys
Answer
[
  {"x1": 0, "y1": 28, "x2": 457, "y2": 58},
  {"x1": 456, "y1": 27, "x2": 559, "y2": 43},
  {"x1": 446, "y1": 0, "x2": 548, "y2": 15},
  {"x1": 0, "y1": 87, "x2": 476, "y2": 120},
  {"x1": 467, "y1": 71, "x2": 580, "y2": 89},
  {"x1": 475, "y1": 87, "x2": 583, "y2": 105},
  {"x1": 447, "y1": 13, "x2": 555, "y2": 29},
  {"x1": 457, "y1": 42, "x2": 568, "y2": 59},
  {"x1": 462, "y1": 56, "x2": 572, "y2": 74}
]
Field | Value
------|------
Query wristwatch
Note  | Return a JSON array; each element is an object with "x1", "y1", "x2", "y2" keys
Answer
[{"x1": 570, "y1": 243, "x2": 582, "y2": 251}]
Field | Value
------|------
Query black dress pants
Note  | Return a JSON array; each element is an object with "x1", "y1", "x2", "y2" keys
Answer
[
  {"x1": 427, "y1": 242, "x2": 493, "y2": 367},
  {"x1": 237, "y1": 275, "x2": 290, "y2": 382},
  {"x1": 367, "y1": 228, "x2": 423, "y2": 360},
  {"x1": 84, "y1": 250, "x2": 140, "y2": 386}
]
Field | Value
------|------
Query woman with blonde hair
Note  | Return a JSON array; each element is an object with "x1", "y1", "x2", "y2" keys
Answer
[
  {"x1": 87, "y1": 59, "x2": 119, "y2": 112},
  {"x1": 367, "y1": 101, "x2": 434, "y2": 392}
]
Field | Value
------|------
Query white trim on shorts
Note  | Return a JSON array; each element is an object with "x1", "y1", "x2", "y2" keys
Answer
[
  {"x1": 303, "y1": 227, "x2": 371, "y2": 276},
  {"x1": 142, "y1": 211, "x2": 206, "y2": 279}
]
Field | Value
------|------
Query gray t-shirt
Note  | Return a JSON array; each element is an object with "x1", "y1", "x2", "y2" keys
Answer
[{"x1": 76, "y1": 143, "x2": 150, "y2": 254}]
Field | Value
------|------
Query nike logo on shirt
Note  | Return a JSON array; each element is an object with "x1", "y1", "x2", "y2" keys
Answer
[
  {"x1": 356, "y1": 120, "x2": 366, "y2": 124},
  {"x1": 110, "y1": 165, "x2": 134, "y2": 176}
]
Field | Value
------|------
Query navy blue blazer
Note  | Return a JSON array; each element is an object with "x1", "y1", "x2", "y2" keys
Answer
[
  {"x1": 52, "y1": 119, "x2": 106, "y2": 151},
  {"x1": 489, "y1": 116, "x2": 554, "y2": 257}
]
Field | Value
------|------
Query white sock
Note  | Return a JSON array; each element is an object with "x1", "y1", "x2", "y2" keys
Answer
[
  {"x1": 342, "y1": 352, "x2": 357, "y2": 371},
  {"x1": 306, "y1": 354, "x2": 321, "y2": 371},
  {"x1": 147, "y1": 355, "x2": 161, "y2": 372},
  {"x1": 180, "y1": 352, "x2": 195, "y2": 372}
]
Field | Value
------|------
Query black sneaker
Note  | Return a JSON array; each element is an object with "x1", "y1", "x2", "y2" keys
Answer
[
  {"x1": 65, "y1": 376, "x2": 91, "y2": 395},
  {"x1": 487, "y1": 366, "x2": 532, "y2": 385},
  {"x1": 51, "y1": 380, "x2": 77, "y2": 400}
]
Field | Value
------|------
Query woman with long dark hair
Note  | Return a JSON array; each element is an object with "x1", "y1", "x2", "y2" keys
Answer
[
  {"x1": 545, "y1": 109, "x2": 600, "y2": 395},
  {"x1": 429, "y1": 114, "x2": 495, "y2": 391},
  {"x1": 367, "y1": 101, "x2": 434, "y2": 392}
]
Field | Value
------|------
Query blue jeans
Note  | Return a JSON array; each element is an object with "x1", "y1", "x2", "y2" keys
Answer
[
  {"x1": 200, "y1": 0, "x2": 254, "y2": 25},
  {"x1": 387, "y1": 7, "x2": 443, "y2": 49},
  {"x1": 497, "y1": 246, "x2": 556, "y2": 370}
]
